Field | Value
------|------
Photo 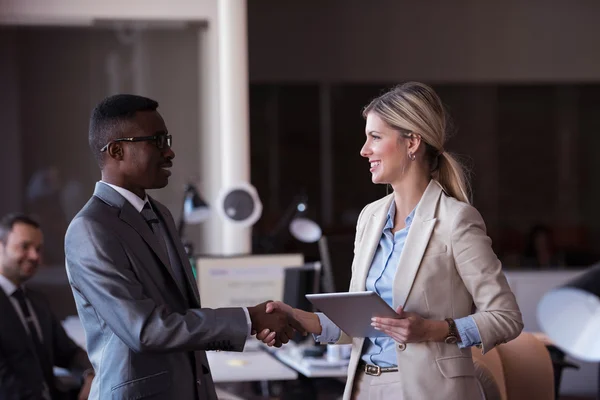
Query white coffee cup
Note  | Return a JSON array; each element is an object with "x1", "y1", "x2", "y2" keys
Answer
[{"x1": 326, "y1": 344, "x2": 342, "y2": 362}]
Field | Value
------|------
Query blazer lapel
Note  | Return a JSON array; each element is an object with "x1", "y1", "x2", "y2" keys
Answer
[
  {"x1": 353, "y1": 195, "x2": 394, "y2": 291},
  {"x1": 151, "y1": 198, "x2": 201, "y2": 306},
  {"x1": 392, "y1": 180, "x2": 443, "y2": 308},
  {"x1": 93, "y1": 183, "x2": 172, "y2": 276}
]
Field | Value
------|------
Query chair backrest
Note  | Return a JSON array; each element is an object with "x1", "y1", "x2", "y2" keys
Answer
[
  {"x1": 472, "y1": 342, "x2": 508, "y2": 400},
  {"x1": 472, "y1": 332, "x2": 555, "y2": 400},
  {"x1": 473, "y1": 357, "x2": 503, "y2": 400}
]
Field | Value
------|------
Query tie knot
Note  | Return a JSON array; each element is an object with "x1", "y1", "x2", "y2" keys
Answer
[
  {"x1": 141, "y1": 203, "x2": 159, "y2": 224},
  {"x1": 12, "y1": 287, "x2": 29, "y2": 311},
  {"x1": 12, "y1": 287, "x2": 25, "y2": 300}
]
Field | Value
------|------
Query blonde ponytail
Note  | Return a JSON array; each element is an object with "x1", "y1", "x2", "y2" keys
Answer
[{"x1": 433, "y1": 152, "x2": 471, "y2": 204}]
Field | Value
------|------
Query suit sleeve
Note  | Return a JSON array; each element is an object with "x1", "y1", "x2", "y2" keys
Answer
[
  {"x1": 0, "y1": 345, "x2": 35, "y2": 400},
  {"x1": 48, "y1": 311, "x2": 92, "y2": 374},
  {"x1": 65, "y1": 216, "x2": 248, "y2": 354},
  {"x1": 451, "y1": 204, "x2": 524, "y2": 354}
]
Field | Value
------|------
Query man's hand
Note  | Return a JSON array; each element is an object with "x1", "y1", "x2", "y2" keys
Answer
[
  {"x1": 248, "y1": 301, "x2": 305, "y2": 347},
  {"x1": 78, "y1": 373, "x2": 94, "y2": 400}
]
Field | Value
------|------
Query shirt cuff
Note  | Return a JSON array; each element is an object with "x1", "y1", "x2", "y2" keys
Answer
[
  {"x1": 312, "y1": 312, "x2": 341, "y2": 344},
  {"x1": 82, "y1": 368, "x2": 95, "y2": 380},
  {"x1": 242, "y1": 307, "x2": 252, "y2": 338},
  {"x1": 455, "y1": 316, "x2": 482, "y2": 348}
]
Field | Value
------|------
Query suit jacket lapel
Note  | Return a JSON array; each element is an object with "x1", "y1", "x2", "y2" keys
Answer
[
  {"x1": 392, "y1": 180, "x2": 442, "y2": 308},
  {"x1": 353, "y1": 195, "x2": 394, "y2": 291},
  {"x1": 0, "y1": 289, "x2": 48, "y2": 361},
  {"x1": 151, "y1": 198, "x2": 201, "y2": 306},
  {"x1": 93, "y1": 183, "x2": 174, "y2": 283},
  {"x1": 0, "y1": 290, "x2": 29, "y2": 340}
]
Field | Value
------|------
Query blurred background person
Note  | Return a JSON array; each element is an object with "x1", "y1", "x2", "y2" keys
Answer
[
  {"x1": 521, "y1": 224, "x2": 566, "y2": 268},
  {"x1": 0, "y1": 213, "x2": 93, "y2": 400}
]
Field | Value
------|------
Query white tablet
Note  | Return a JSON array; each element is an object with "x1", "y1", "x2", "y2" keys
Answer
[{"x1": 306, "y1": 291, "x2": 399, "y2": 338}]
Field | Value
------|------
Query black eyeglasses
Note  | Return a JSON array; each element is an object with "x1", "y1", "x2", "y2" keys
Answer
[{"x1": 100, "y1": 134, "x2": 172, "y2": 152}]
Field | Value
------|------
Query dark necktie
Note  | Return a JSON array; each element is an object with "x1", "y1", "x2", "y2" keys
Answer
[
  {"x1": 141, "y1": 203, "x2": 169, "y2": 261},
  {"x1": 12, "y1": 288, "x2": 54, "y2": 398},
  {"x1": 141, "y1": 203, "x2": 188, "y2": 296}
]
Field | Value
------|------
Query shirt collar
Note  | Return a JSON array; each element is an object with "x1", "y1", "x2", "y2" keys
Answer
[
  {"x1": 100, "y1": 181, "x2": 148, "y2": 213},
  {"x1": 0, "y1": 274, "x2": 18, "y2": 297},
  {"x1": 385, "y1": 201, "x2": 416, "y2": 231}
]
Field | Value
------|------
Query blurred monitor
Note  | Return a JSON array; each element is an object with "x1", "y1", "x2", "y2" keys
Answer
[
  {"x1": 283, "y1": 262, "x2": 321, "y2": 312},
  {"x1": 318, "y1": 234, "x2": 354, "y2": 293},
  {"x1": 283, "y1": 262, "x2": 321, "y2": 342},
  {"x1": 195, "y1": 254, "x2": 304, "y2": 308}
]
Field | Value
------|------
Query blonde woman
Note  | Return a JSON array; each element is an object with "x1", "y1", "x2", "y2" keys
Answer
[{"x1": 261, "y1": 82, "x2": 523, "y2": 399}]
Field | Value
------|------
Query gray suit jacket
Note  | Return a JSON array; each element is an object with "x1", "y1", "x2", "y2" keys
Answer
[{"x1": 65, "y1": 183, "x2": 248, "y2": 400}]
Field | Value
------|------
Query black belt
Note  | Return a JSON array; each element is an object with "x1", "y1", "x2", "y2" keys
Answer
[{"x1": 358, "y1": 360, "x2": 398, "y2": 376}]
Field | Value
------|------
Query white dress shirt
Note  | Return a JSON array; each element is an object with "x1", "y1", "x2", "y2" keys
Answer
[{"x1": 99, "y1": 181, "x2": 252, "y2": 337}]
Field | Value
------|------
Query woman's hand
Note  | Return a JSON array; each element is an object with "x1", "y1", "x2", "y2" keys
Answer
[
  {"x1": 255, "y1": 301, "x2": 322, "y2": 347},
  {"x1": 265, "y1": 301, "x2": 294, "y2": 317},
  {"x1": 370, "y1": 306, "x2": 448, "y2": 343},
  {"x1": 255, "y1": 328, "x2": 278, "y2": 346}
]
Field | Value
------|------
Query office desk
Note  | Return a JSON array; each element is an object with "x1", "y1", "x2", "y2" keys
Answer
[
  {"x1": 207, "y1": 347, "x2": 298, "y2": 383},
  {"x1": 267, "y1": 343, "x2": 349, "y2": 399},
  {"x1": 270, "y1": 343, "x2": 349, "y2": 379}
]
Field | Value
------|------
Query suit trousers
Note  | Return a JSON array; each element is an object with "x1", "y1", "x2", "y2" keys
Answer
[{"x1": 351, "y1": 369, "x2": 403, "y2": 400}]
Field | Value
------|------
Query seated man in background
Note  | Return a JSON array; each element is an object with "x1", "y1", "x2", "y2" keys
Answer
[{"x1": 0, "y1": 213, "x2": 93, "y2": 400}]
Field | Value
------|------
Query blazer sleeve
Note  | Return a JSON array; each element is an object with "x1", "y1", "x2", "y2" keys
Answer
[
  {"x1": 65, "y1": 216, "x2": 248, "y2": 354},
  {"x1": 336, "y1": 204, "x2": 370, "y2": 345},
  {"x1": 451, "y1": 204, "x2": 524, "y2": 354}
]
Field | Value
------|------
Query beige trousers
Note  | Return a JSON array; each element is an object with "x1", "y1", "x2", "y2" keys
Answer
[{"x1": 351, "y1": 369, "x2": 403, "y2": 400}]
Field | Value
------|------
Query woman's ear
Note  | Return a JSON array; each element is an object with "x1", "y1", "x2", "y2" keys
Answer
[{"x1": 407, "y1": 133, "x2": 422, "y2": 155}]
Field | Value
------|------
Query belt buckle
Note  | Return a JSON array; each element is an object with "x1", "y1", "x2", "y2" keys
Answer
[{"x1": 365, "y1": 364, "x2": 381, "y2": 376}]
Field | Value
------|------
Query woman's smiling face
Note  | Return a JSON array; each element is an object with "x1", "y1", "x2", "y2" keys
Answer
[{"x1": 360, "y1": 112, "x2": 410, "y2": 186}]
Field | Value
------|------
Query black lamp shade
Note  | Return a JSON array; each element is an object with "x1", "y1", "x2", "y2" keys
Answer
[
  {"x1": 538, "y1": 264, "x2": 600, "y2": 362},
  {"x1": 223, "y1": 189, "x2": 255, "y2": 221},
  {"x1": 183, "y1": 185, "x2": 210, "y2": 224}
]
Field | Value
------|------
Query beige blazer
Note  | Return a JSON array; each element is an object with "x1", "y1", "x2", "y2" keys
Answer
[{"x1": 338, "y1": 180, "x2": 523, "y2": 400}]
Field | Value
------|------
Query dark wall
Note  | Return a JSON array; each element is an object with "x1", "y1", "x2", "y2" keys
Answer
[{"x1": 249, "y1": 83, "x2": 600, "y2": 267}]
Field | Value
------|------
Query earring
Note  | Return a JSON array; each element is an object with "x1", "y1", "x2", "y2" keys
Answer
[{"x1": 408, "y1": 152, "x2": 416, "y2": 161}]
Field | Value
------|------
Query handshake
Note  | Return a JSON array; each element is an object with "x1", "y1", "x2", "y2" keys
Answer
[{"x1": 247, "y1": 300, "x2": 312, "y2": 348}]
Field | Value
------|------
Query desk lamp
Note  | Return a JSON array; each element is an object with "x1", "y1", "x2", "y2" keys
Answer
[
  {"x1": 178, "y1": 183, "x2": 210, "y2": 238},
  {"x1": 276, "y1": 195, "x2": 321, "y2": 244},
  {"x1": 538, "y1": 264, "x2": 600, "y2": 396},
  {"x1": 178, "y1": 184, "x2": 210, "y2": 278},
  {"x1": 288, "y1": 197, "x2": 322, "y2": 243}
]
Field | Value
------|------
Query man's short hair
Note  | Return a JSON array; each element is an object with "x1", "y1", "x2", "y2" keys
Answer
[
  {"x1": 88, "y1": 94, "x2": 159, "y2": 167},
  {"x1": 0, "y1": 213, "x2": 41, "y2": 243}
]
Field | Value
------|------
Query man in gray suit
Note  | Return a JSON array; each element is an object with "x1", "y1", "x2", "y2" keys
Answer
[{"x1": 65, "y1": 94, "x2": 299, "y2": 400}]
